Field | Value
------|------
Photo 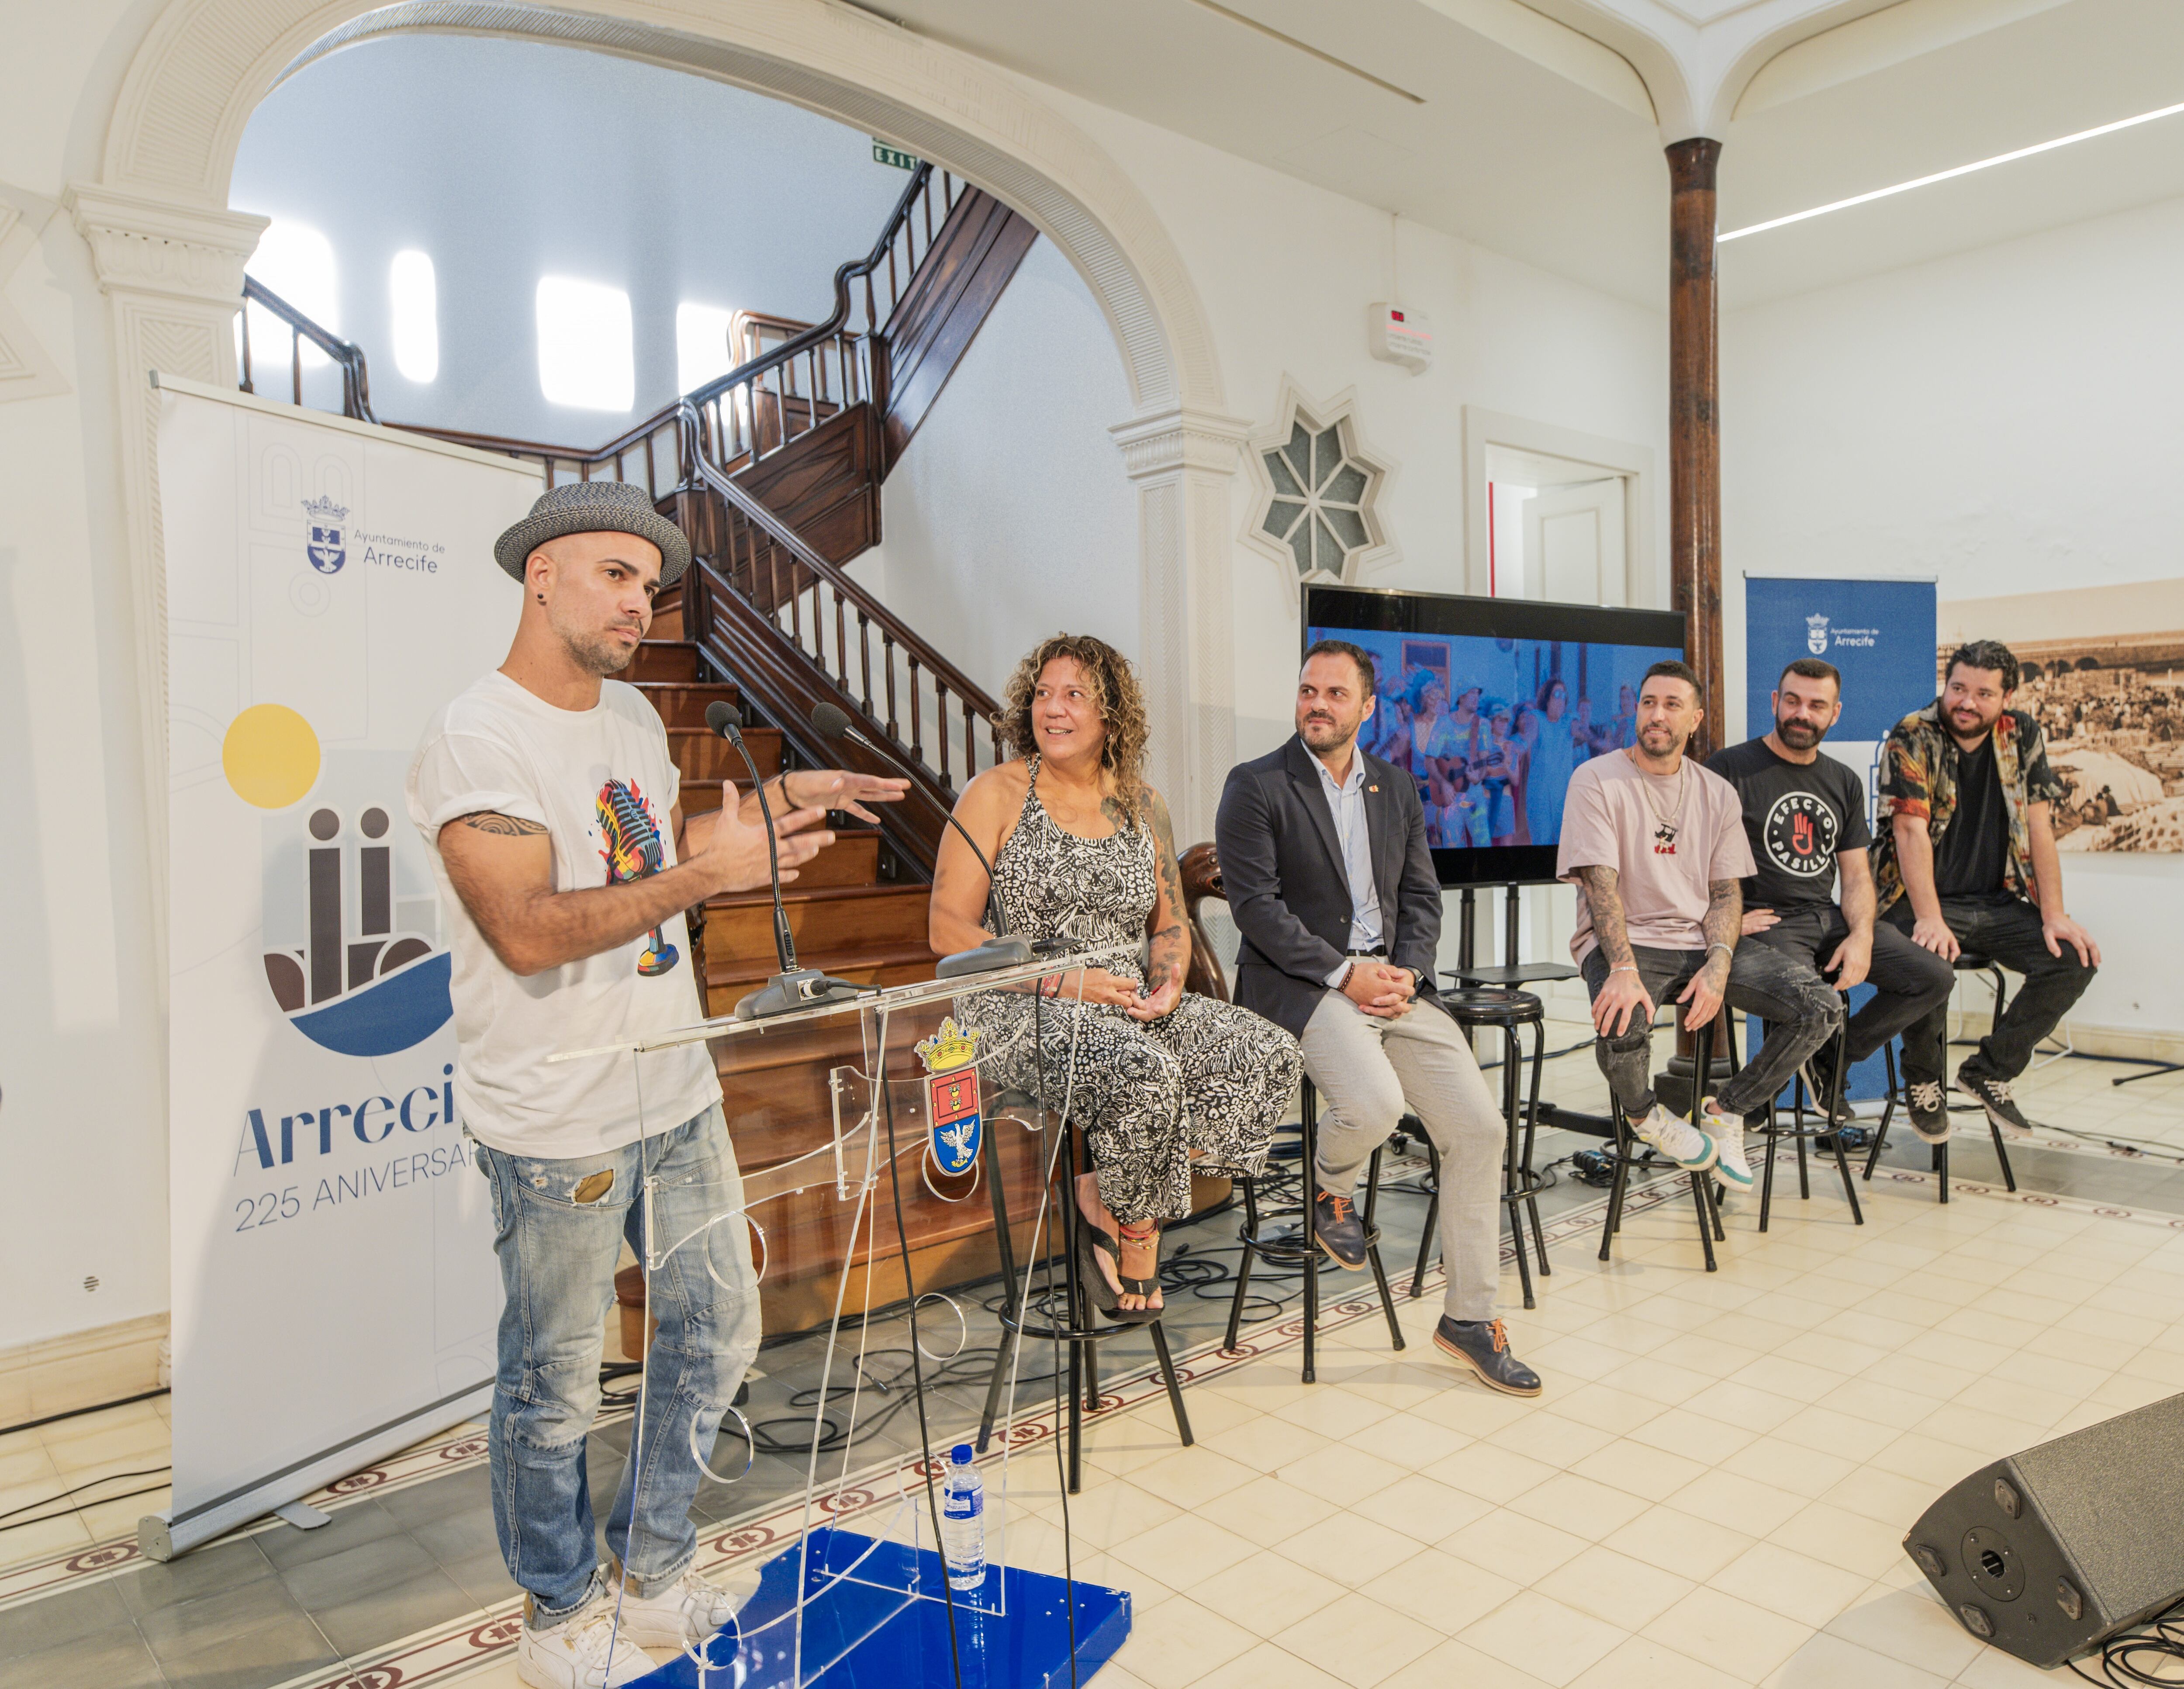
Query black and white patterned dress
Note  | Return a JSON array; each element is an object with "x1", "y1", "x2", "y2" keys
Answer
[{"x1": 956, "y1": 759, "x2": 1299, "y2": 1223}]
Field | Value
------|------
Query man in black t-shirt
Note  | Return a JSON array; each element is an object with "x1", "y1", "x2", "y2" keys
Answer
[{"x1": 1708, "y1": 658, "x2": 1954, "y2": 1129}]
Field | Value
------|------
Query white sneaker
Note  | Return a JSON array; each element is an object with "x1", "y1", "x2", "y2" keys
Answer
[
  {"x1": 1697, "y1": 1099, "x2": 1754, "y2": 1192},
  {"x1": 1633, "y1": 1105, "x2": 1717, "y2": 1172},
  {"x1": 516, "y1": 1599, "x2": 655, "y2": 1689},
  {"x1": 609, "y1": 1564, "x2": 740, "y2": 1650}
]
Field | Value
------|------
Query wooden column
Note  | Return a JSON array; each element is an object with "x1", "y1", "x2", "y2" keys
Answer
[{"x1": 1667, "y1": 138, "x2": 1723, "y2": 758}]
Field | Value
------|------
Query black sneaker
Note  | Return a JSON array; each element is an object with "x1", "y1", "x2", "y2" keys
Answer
[
  {"x1": 1906, "y1": 1079, "x2": 1951, "y2": 1144},
  {"x1": 1957, "y1": 1066, "x2": 2035, "y2": 1139},
  {"x1": 1312, "y1": 1188, "x2": 1369, "y2": 1270},
  {"x1": 1799, "y1": 1044, "x2": 1856, "y2": 1126},
  {"x1": 1433, "y1": 1318, "x2": 1543, "y2": 1398}
]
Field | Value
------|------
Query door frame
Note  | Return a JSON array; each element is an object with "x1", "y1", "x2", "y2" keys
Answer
[{"x1": 1462, "y1": 406, "x2": 1656, "y2": 607}]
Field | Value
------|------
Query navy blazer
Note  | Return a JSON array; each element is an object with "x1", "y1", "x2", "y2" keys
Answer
[{"x1": 1214, "y1": 736, "x2": 1442, "y2": 1039}]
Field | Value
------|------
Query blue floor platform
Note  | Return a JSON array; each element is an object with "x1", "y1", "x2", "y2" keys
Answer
[{"x1": 638, "y1": 1527, "x2": 1131, "y2": 1688}]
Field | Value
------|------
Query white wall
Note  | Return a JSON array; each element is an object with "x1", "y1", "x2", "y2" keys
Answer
[
  {"x1": 865, "y1": 237, "x2": 1141, "y2": 687},
  {"x1": 1036, "y1": 85, "x2": 1673, "y2": 772},
  {"x1": 232, "y1": 35, "x2": 911, "y2": 441},
  {"x1": 1724, "y1": 193, "x2": 2184, "y2": 1038},
  {"x1": 0, "y1": 0, "x2": 173, "y2": 1351}
]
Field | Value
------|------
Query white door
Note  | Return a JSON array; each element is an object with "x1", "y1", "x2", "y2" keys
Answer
[{"x1": 1522, "y1": 476, "x2": 1627, "y2": 606}]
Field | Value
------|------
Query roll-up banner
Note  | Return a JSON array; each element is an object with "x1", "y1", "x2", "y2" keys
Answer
[
  {"x1": 1743, "y1": 572, "x2": 1938, "y2": 1106},
  {"x1": 147, "y1": 374, "x2": 539, "y2": 1557}
]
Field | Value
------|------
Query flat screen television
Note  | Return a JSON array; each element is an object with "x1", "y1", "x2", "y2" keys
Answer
[{"x1": 1303, "y1": 585, "x2": 1687, "y2": 887}]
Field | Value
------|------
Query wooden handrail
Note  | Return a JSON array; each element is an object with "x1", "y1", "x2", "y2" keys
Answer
[
  {"x1": 677, "y1": 401, "x2": 1000, "y2": 725},
  {"x1": 240, "y1": 276, "x2": 375, "y2": 422}
]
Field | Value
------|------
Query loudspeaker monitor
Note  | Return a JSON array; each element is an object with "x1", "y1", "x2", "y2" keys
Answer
[{"x1": 1903, "y1": 1390, "x2": 2184, "y2": 1669}]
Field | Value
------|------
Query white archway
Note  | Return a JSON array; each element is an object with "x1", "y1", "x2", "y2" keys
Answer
[{"x1": 71, "y1": 0, "x2": 1249, "y2": 914}]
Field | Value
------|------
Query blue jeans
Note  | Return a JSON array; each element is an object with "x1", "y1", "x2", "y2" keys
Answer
[{"x1": 473, "y1": 1103, "x2": 761, "y2": 1623}]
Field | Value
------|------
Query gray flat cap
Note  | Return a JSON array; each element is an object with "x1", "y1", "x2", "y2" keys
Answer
[{"x1": 494, "y1": 480, "x2": 692, "y2": 585}]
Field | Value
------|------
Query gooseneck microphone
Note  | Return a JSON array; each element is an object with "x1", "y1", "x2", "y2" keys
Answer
[
  {"x1": 808, "y1": 703, "x2": 1032, "y2": 978},
  {"x1": 703, "y1": 700, "x2": 864, "y2": 1021}
]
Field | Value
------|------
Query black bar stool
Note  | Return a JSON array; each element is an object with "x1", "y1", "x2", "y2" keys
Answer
[
  {"x1": 1598, "y1": 1017, "x2": 1726, "y2": 1270},
  {"x1": 1409, "y1": 988, "x2": 1551, "y2": 1309},
  {"x1": 1860, "y1": 952, "x2": 2018, "y2": 1204},
  {"x1": 1221, "y1": 1077, "x2": 1405, "y2": 1384},
  {"x1": 1752, "y1": 1009, "x2": 1864, "y2": 1232},
  {"x1": 973, "y1": 1093, "x2": 1192, "y2": 1492}
]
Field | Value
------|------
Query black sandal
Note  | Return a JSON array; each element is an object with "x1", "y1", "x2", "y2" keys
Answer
[{"x1": 1078, "y1": 1215, "x2": 1163, "y2": 1325}]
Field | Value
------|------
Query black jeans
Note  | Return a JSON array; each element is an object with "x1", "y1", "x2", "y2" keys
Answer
[
  {"x1": 1884, "y1": 896, "x2": 2096, "y2": 1085},
  {"x1": 1745, "y1": 905, "x2": 1956, "y2": 1065},
  {"x1": 1580, "y1": 942, "x2": 1844, "y2": 1119}
]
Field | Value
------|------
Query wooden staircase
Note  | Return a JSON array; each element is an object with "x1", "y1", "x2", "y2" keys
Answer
[{"x1": 243, "y1": 166, "x2": 1051, "y2": 1335}]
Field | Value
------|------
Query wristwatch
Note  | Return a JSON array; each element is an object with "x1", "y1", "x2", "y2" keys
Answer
[{"x1": 1409, "y1": 967, "x2": 1432, "y2": 995}]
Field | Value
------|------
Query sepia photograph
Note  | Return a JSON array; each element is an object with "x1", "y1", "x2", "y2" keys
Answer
[{"x1": 1939, "y1": 579, "x2": 2184, "y2": 853}]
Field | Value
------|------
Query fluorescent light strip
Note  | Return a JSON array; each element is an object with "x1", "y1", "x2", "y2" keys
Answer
[{"x1": 1719, "y1": 97, "x2": 2184, "y2": 242}]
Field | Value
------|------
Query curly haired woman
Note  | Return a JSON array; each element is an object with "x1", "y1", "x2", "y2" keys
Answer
[{"x1": 929, "y1": 634, "x2": 1300, "y2": 1320}]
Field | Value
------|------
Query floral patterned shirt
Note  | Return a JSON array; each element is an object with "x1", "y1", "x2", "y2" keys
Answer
[{"x1": 1871, "y1": 698, "x2": 2065, "y2": 915}]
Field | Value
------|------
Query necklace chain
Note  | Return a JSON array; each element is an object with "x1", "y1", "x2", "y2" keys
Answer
[{"x1": 1630, "y1": 750, "x2": 1688, "y2": 833}]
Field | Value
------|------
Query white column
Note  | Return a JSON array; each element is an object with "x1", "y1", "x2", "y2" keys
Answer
[
  {"x1": 64, "y1": 183, "x2": 266, "y2": 977},
  {"x1": 1109, "y1": 405, "x2": 1250, "y2": 842}
]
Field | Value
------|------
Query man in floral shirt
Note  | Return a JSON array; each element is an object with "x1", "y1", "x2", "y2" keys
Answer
[{"x1": 1873, "y1": 639, "x2": 2101, "y2": 1143}]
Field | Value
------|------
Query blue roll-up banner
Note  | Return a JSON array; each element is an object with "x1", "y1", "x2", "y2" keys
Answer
[{"x1": 1743, "y1": 574, "x2": 1937, "y2": 1109}]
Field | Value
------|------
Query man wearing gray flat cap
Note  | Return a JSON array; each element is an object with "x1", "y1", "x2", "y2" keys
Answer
[{"x1": 405, "y1": 480, "x2": 906, "y2": 1686}]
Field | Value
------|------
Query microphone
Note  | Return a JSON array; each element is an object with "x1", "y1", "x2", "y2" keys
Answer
[
  {"x1": 703, "y1": 699, "x2": 864, "y2": 1021},
  {"x1": 808, "y1": 703, "x2": 1032, "y2": 978}
]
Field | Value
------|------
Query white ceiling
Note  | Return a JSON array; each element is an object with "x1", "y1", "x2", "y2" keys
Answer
[{"x1": 857, "y1": 0, "x2": 2184, "y2": 311}]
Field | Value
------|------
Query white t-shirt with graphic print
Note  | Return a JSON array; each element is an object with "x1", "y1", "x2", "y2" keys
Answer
[{"x1": 406, "y1": 670, "x2": 721, "y2": 1159}]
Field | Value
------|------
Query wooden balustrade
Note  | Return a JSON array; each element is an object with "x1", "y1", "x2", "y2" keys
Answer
[
  {"x1": 237, "y1": 161, "x2": 999, "y2": 853},
  {"x1": 238, "y1": 276, "x2": 375, "y2": 421}
]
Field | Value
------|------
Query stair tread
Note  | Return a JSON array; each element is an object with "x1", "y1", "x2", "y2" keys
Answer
[
  {"x1": 706, "y1": 881, "x2": 925, "y2": 910},
  {"x1": 704, "y1": 938, "x2": 934, "y2": 987}
]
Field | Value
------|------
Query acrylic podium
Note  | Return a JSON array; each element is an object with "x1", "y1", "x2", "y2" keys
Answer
[{"x1": 552, "y1": 953, "x2": 1130, "y2": 1689}]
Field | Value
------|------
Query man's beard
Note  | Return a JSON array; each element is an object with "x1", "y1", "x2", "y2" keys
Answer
[
  {"x1": 1777, "y1": 716, "x2": 1825, "y2": 750},
  {"x1": 552, "y1": 614, "x2": 639, "y2": 677},
  {"x1": 1300, "y1": 714, "x2": 1355, "y2": 751}
]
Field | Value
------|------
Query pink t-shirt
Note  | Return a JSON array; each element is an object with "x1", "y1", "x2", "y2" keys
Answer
[{"x1": 1556, "y1": 752, "x2": 1756, "y2": 961}]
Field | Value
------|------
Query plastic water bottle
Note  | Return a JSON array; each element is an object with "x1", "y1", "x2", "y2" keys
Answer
[{"x1": 939, "y1": 1442, "x2": 985, "y2": 1593}]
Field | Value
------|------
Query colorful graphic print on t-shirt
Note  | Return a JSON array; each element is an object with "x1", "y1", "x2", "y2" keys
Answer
[{"x1": 596, "y1": 777, "x2": 680, "y2": 977}]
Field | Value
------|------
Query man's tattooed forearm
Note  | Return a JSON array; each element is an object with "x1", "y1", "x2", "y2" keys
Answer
[
  {"x1": 1702, "y1": 879, "x2": 1742, "y2": 968},
  {"x1": 458, "y1": 813, "x2": 548, "y2": 836},
  {"x1": 1574, "y1": 865, "x2": 1636, "y2": 971}
]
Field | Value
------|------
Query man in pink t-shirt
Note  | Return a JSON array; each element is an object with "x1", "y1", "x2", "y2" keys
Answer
[{"x1": 1556, "y1": 662, "x2": 1846, "y2": 1191}]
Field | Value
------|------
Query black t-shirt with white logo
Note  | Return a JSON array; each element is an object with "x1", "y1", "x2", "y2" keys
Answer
[{"x1": 1706, "y1": 736, "x2": 1873, "y2": 911}]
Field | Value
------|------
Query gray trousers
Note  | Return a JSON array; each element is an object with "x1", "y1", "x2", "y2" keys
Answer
[{"x1": 1301, "y1": 991, "x2": 1504, "y2": 1323}]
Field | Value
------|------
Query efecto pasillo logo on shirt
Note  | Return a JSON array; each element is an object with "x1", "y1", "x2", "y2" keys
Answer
[
  {"x1": 1763, "y1": 791, "x2": 1838, "y2": 877},
  {"x1": 596, "y1": 777, "x2": 680, "y2": 977}
]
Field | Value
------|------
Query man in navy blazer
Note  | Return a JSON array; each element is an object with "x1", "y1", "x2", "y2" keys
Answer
[{"x1": 1216, "y1": 641, "x2": 1541, "y2": 1397}]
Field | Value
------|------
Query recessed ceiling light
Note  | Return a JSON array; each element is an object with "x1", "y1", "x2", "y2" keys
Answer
[{"x1": 1720, "y1": 98, "x2": 2184, "y2": 243}]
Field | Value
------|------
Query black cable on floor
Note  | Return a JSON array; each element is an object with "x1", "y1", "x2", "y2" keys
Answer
[
  {"x1": 0, "y1": 1466, "x2": 173, "y2": 1534},
  {"x1": 2068, "y1": 1597, "x2": 2184, "y2": 1685},
  {"x1": 0, "y1": 1388, "x2": 169, "y2": 1440}
]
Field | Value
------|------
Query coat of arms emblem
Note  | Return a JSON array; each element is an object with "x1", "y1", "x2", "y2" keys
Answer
[
  {"x1": 914, "y1": 1017, "x2": 982, "y2": 1178},
  {"x1": 304, "y1": 494, "x2": 348, "y2": 575},
  {"x1": 1805, "y1": 613, "x2": 1830, "y2": 656}
]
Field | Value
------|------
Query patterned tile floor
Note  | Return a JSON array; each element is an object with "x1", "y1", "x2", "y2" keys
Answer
[{"x1": 6, "y1": 1023, "x2": 2184, "y2": 1688}]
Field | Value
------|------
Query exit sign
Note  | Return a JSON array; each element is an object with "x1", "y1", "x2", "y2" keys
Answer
[{"x1": 872, "y1": 141, "x2": 920, "y2": 170}]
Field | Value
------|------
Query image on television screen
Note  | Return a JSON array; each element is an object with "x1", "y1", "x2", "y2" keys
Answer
[{"x1": 1305, "y1": 587, "x2": 1686, "y2": 886}]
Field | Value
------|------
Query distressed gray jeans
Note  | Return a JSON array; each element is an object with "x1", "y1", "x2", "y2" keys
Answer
[
  {"x1": 1302, "y1": 990, "x2": 1506, "y2": 1322},
  {"x1": 1579, "y1": 941, "x2": 1844, "y2": 1120}
]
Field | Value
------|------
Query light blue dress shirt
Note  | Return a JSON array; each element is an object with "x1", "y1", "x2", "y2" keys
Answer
[{"x1": 1314, "y1": 751, "x2": 1382, "y2": 986}]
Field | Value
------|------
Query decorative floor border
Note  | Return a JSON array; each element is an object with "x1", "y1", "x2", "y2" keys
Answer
[{"x1": 7, "y1": 1160, "x2": 2180, "y2": 1680}]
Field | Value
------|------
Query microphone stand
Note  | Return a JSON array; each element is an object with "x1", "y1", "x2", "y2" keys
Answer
[
  {"x1": 705, "y1": 701, "x2": 865, "y2": 1021},
  {"x1": 808, "y1": 705, "x2": 1033, "y2": 979}
]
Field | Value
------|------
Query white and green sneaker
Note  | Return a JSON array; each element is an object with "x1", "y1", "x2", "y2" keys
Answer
[
  {"x1": 1632, "y1": 1104, "x2": 1717, "y2": 1172},
  {"x1": 1697, "y1": 1098, "x2": 1755, "y2": 1192}
]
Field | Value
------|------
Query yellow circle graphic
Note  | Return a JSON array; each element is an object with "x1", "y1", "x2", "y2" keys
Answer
[{"x1": 222, "y1": 704, "x2": 321, "y2": 809}]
